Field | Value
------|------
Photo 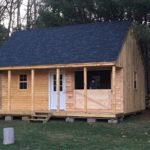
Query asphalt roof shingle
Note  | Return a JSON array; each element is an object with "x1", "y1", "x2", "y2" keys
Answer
[{"x1": 0, "y1": 21, "x2": 131, "y2": 67}]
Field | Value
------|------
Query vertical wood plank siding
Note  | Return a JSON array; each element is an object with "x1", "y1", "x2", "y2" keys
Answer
[
  {"x1": 116, "y1": 29, "x2": 145, "y2": 113},
  {"x1": 56, "y1": 68, "x2": 60, "y2": 112},
  {"x1": 8, "y1": 70, "x2": 11, "y2": 112},
  {"x1": 31, "y1": 69, "x2": 35, "y2": 112},
  {"x1": 111, "y1": 66, "x2": 116, "y2": 114},
  {"x1": 84, "y1": 67, "x2": 87, "y2": 112}
]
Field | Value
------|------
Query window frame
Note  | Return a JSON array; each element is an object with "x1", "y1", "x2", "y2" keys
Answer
[
  {"x1": 19, "y1": 74, "x2": 28, "y2": 90},
  {"x1": 74, "y1": 69, "x2": 111, "y2": 90}
]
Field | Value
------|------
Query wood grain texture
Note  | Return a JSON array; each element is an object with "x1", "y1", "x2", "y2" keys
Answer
[
  {"x1": 84, "y1": 67, "x2": 87, "y2": 112},
  {"x1": 0, "y1": 62, "x2": 115, "y2": 70},
  {"x1": 8, "y1": 70, "x2": 11, "y2": 112},
  {"x1": 111, "y1": 66, "x2": 116, "y2": 114},
  {"x1": 56, "y1": 68, "x2": 60, "y2": 112},
  {"x1": 0, "y1": 73, "x2": 2, "y2": 110},
  {"x1": 31, "y1": 69, "x2": 35, "y2": 112},
  {"x1": 65, "y1": 70, "x2": 74, "y2": 111},
  {"x1": 116, "y1": 29, "x2": 145, "y2": 113},
  {"x1": 75, "y1": 90, "x2": 111, "y2": 111},
  {"x1": 1, "y1": 70, "x2": 49, "y2": 112}
]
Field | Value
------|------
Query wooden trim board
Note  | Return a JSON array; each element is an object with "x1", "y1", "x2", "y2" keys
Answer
[{"x1": 0, "y1": 62, "x2": 115, "y2": 70}]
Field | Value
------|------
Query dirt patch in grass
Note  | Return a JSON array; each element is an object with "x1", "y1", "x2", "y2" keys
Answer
[{"x1": 47, "y1": 132, "x2": 73, "y2": 140}]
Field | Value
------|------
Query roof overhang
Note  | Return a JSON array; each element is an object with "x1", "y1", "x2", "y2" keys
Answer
[{"x1": 0, "y1": 62, "x2": 115, "y2": 71}]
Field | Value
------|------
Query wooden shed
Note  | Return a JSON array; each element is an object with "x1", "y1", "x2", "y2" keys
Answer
[{"x1": 0, "y1": 21, "x2": 145, "y2": 120}]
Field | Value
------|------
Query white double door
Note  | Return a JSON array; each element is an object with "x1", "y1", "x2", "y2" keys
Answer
[{"x1": 49, "y1": 72, "x2": 66, "y2": 111}]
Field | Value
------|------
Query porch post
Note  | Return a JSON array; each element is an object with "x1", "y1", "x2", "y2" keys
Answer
[
  {"x1": 84, "y1": 67, "x2": 87, "y2": 112},
  {"x1": 31, "y1": 69, "x2": 35, "y2": 112},
  {"x1": 56, "y1": 68, "x2": 60, "y2": 112},
  {"x1": 111, "y1": 66, "x2": 116, "y2": 114},
  {"x1": 8, "y1": 70, "x2": 11, "y2": 112}
]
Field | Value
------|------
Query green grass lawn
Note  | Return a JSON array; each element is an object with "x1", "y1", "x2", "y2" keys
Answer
[{"x1": 0, "y1": 113, "x2": 150, "y2": 150}]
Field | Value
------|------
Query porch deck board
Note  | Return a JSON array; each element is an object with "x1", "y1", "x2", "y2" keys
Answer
[{"x1": 0, "y1": 111, "x2": 123, "y2": 119}]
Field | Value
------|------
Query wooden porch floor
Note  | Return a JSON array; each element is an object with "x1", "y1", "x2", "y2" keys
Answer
[{"x1": 0, "y1": 110, "x2": 123, "y2": 119}]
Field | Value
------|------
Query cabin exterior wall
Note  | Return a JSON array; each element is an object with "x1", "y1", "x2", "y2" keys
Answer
[
  {"x1": 0, "y1": 69, "x2": 119, "y2": 115},
  {"x1": 116, "y1": 29, "x2": 145, "y2": 114},
  {"x1": 115, "y1": 68, "x2": 123, "y2": 113},
  {"x1": 0, "y1": 70, "x2": 49, "y2": 112}
]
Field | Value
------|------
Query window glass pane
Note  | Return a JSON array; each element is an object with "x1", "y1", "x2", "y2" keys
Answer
[
  {"x1": 60, "y1": 75, "x2": 63, "y2": 80},
  {"x1": 19, "y1": 74, "x2": 27, "y2": 89},
  {"x1": 54, "y1": 80, "x2": 56, "y2": 86},
  {"x1": 53, "y1": 74, "x2": 63, "y2": 91},
  {"x1": 134, "y1": 72, "x2": 137, "y2": 89},
  {"x1": 54, "y1": 85, "x2": 56, "y2": 91},
  {"x1": 60, "y1": 85, "x2": 63, "y2": 91},
  {"x1": 54, "y1": 75, "x2": 56, "y2": 80},
  {"x1": 134, "y1": 81, "x2": 137, "y2": 89},
  {"x1": 20, "y1": 82, "x2": 27, "y2": 89},
  {"x1": 88, "y1": 70, "x2": 111, "y2": 89},
  {"x1": 60, "y1": 80, "x2": 62, "y2": 85},
  {"x1": 75, "y1": 71, "x2": 84, "y2": 89},
  {"x1": 20, "y1": 75, "x2": 27, "y2": 81}
]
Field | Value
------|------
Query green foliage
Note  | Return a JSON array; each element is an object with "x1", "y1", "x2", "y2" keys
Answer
[
  {"x1": 37, "y1": 0, "x2": 150, "y2": 27},
  {"x1": 118, "y1": 0, "x2": 150, "y2": 21},
  {"x1": 38, "y1": 11, "x2": 67, "y2": 27},
  {"x1": 134, "y1": 25, "x2": 150, "y2": 44},
  {"x1": 95, "y1": 0, "x2": 123, "y2": 20},
  {"x1": 0, "y1": 25, "x2": 8, "y2": 46}
]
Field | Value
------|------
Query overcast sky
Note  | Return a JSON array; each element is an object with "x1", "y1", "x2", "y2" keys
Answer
[{"x1": 4, "y1": 0, "x2": 27, "y2": 28}]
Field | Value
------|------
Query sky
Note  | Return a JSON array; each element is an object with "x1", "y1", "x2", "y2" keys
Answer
[{"x1": 4, "y1": 0, "x2": 27, "y2": 29}]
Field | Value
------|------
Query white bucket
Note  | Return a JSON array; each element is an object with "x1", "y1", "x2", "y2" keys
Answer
[{"x1": 3, "y1": 127, "x2": 15, "y2": 145}]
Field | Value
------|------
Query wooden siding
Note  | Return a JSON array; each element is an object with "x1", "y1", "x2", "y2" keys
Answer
[
  {"x1": 0, "y1": 70, "x2": 49, "y2": 112},
  {"x1": 1, "y1": 71, "x2": 31, "y2": 112},
  {"x1": 0, "y1": 74, "x2": 2, "y2": 110},
  {"x1": 34, "y1": 70, "x2": 49, "y2": 111},
  {"x1": 74, "y1": 90, "x2": 112, "y2": 113},
  {"x1": 115, "y1": 68, "x2": 123, "y2": 113},
  {"x1": 65, "y1": 70, "x2": 74, "y2": 111},
  {"x1": 0, "y1": 69, "x2": 117, "y2": 114},
  {"x1": 0, "y1": 62, "x2": 114, "y2": 70},
  {"x1": 1, "y1": 72, "x2": 8, "y2": 111},
  {"x1": 116, "y1": 29, "x2": 145, "y2": 113}
]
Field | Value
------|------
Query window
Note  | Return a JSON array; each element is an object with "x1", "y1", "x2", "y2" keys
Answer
[
  {"x1": 134, "y1": 72, "x2": 137, "y2": 90},
  {"x1": 75, "y1": 71, "x2": 84, "y2": 89},
  {"x1": 87, "y1": 70, "x2": 111, "y2": 89},
  {"x1": 53, "y1": 74, "x2": 63, "y2": 91},
  {"x1": 19, "y1": 74, "x2": 27, "y2": 89},
  {"x1": 75, "y1": 70, "x2": 111, "y2": 90}
]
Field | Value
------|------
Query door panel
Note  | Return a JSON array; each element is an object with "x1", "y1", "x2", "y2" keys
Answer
[{"x1": 49, "y1": 73, "x2": 65, "y2": 111}]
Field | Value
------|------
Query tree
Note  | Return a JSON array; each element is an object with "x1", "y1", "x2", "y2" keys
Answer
[
  {"x1": 0, "y1": 0, "x2": 9, "y2": 24},
  {"x1": 0, "y1": 25, "x2": 8, "y2": 46},
  {"x1": 134, "y1": 25, "x2": 150, "y2": 94},
  {"x1": 37, "y1": 0, "x2": 150, "y2": 27},
  {"x1": 26, "y1": 0, "x2": 41, "y2": 29}
]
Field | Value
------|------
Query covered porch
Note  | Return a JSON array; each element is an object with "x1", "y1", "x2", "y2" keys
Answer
[{"x1": 0, "y1": 62, "x2": 123, "y2": 118}]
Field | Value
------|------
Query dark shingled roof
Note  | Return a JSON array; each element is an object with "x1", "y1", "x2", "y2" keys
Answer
[{"x1": 0, "y1": 21, "x2": 131, "y2": 67}]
